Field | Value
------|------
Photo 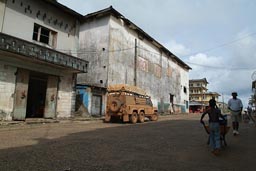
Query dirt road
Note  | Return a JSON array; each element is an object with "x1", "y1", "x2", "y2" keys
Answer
[{"x1": 0, "y1": 114, "x2": 255, "y2": 171}]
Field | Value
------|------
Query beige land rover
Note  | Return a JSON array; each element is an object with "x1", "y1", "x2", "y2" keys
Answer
[{"x1": 105, "y1": 84, "x2": 158, "y2": 123}]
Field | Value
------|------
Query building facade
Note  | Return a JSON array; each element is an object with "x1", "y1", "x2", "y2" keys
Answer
[
  {"x1": 77, "y1": 7, "x2": 191, "y2": 114},
  {"x1": 0, "y1": 0, "x2": 88, "y2": 120},
  {"x1": 189, "y1": 78, "x2": 220, "y2": 113}
]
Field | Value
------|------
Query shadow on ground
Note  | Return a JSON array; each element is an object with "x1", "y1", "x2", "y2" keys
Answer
[{"x1": 0, "y1": 118, "x2": 255, "y2": 171}]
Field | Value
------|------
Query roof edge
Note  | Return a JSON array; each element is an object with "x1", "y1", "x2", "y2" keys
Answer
[
  {"x1": 44, "y1": 0, "x2": 83, "y2": 19},
  {"x1": 83, "y1": 6, "x2": 191, "y2": 70}
]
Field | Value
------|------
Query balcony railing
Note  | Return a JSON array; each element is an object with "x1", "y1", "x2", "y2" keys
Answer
[{"x1": 0, "y1": 32, "x2": 88, "y2": 73}]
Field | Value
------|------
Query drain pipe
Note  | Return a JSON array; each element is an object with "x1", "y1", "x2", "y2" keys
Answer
[
  {"x1": 134, "y1": 38, "x2": 137, "y2": 86},
  {"x1": 1, "y1": 0, "x2": 7, "y2": 32}
]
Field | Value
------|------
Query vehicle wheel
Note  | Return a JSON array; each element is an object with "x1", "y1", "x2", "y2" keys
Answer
[
  {"x1": 150, "y1": 113, "x2": 158, "y2": 121},
  {"x1": 130, "y1": 112, "x2": 138, "y2": 124},
  {"x1": 110, "y1": 99, "x2": 121, "y2": 112},
  {"x1": 138, "y1": 111, "x2": 145, "y2": 123}
]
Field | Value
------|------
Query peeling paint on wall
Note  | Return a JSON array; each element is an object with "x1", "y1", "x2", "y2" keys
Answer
[{"x1": 79, "y1": 13, "x2": 190, "y2": 113}]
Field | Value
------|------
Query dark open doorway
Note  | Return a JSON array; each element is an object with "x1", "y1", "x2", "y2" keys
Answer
[{"x1": 26, "y1": 72, "x2": 47, "y2": 118}]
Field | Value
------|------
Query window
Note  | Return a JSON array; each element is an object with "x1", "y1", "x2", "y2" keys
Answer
[
  {"x1": 183, "y1": 86, "x2": 187, "y2": 94},
  {"x1": 170, "y1": 94, "x2": 174, "y2": 103},
  {"x1": 33, "y1": 23, "x2": 57, "y2": 47}
]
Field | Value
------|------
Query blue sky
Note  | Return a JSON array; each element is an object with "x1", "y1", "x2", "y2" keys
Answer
[{"x1": 58, "y1": 0, "x2": 256, "y2": 106}]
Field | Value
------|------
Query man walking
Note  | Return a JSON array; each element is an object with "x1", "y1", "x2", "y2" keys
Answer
[{"x1": 228, "y1": 92, "x2": 243, "y2": 136}]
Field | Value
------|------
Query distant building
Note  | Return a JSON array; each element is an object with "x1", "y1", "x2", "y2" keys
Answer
[{"x1": 189, "y1": 78, "x2": 220, "y2": 113}]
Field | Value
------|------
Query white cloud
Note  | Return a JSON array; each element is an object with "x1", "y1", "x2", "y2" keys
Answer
[
  {"x1": 164, "y1": 40, "x2": 191, "y2": 57},
  {"x1": 186, "y1": 50, "x2": 254, "y2": 107},
  {"x1": 231, "y1": 30, "x2": 256, "y2": 67},
  {"x1": 164, "y1": 35, "x2": 255, "y2": 107}
]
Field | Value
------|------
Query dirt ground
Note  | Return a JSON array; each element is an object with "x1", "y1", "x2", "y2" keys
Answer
[{"x1": 0, "y1": 114, "x2": 255, "y2": 171}]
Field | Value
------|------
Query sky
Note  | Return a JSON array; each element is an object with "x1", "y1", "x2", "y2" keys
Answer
[{"x1": 58, "y1": 0, "x2": 256, "y2": 107}]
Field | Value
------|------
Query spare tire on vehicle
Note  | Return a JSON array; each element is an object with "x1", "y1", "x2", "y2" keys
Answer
[{"x1": 110, "y1": 99, "x2": 121, "y2": 112}]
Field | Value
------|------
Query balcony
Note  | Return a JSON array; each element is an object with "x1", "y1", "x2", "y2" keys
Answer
[{"x1": 0, "y1": 32, "x2": 88, "y2": 73}]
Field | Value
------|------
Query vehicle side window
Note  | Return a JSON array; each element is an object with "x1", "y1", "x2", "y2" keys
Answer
[{"x1": 146, "y1": 98, "x2": 153, "y2": 106}]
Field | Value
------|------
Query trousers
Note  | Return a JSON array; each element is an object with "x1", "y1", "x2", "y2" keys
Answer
[{"x1": 209, "y1": 122, "x2": 221, "y2": 150}]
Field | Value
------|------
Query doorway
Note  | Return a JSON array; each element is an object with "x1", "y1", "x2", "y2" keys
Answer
[
  {"x1": 26, "y1": 72, "x2": 47, "y2": 118},
  {"x1": 91, "y1": 95, "x2": 102, "y2": 116}
]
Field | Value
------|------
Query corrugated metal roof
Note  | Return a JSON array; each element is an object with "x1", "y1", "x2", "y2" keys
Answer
[{"x1": 189, "y1": 78, "x2": 208, "y2": 83}]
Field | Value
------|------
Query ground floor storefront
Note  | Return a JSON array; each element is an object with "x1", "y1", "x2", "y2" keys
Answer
[{"x1": 0, "y1": 33, "x2": 88, "y2": 121}]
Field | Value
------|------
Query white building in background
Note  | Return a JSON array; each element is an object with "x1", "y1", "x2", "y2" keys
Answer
[
  {"x1": 77, "y1": 7, "x2": 191, "y2": 113},
  {"x1": 0, "y1": 0, "x2": 88, "y2": 121}
]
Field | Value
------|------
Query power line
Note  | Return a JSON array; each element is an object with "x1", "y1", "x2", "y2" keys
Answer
[
  {"x1": 137, "y1": 46, "x2": 255, "y2": 71},
  {"x1": 56, "y1": 31, "x2": 256, "y2": 56},
  {"x1": 180, "y1": 32, "x2": 256, "y2": 58},
  {"x1": 53, "y1": 31, "x2": 256, "y2": 70},
  {"x1": 186, "y1": 61, "x2": 256, "y2": 70},
  {"x1": 56, "y1": 47, "x2": 134, "y2": 54}
]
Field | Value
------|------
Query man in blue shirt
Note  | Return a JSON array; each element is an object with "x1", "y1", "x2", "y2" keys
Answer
[{"x1": 228, "y1": 92, "x2": 243, "y2": 135}]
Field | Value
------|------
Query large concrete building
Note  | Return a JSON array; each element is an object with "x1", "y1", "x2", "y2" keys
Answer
[
  {"x1": 77, "y1": 7, "x2": 191, "y2": 114},
  {"x1": 0, "y1": 0, "x2": 88, "y2": 121},
  {"x1": 0, "y1": 1, "x2": 191, "y2": 121}
]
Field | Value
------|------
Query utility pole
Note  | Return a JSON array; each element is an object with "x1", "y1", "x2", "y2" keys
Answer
[{"x1": 134, "y1": 38, "x2": 137, "y2": 86}]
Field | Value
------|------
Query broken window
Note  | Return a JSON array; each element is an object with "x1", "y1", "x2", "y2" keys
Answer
[{"x1": 32, "y1": 23, "x2": 57, "y2": 48}]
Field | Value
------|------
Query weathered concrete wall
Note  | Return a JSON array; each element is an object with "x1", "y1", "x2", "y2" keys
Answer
[
  {"x1": 0, "y1": 63, "x2": 16, "y2": 120},
  {"x1": 78, "y1": 15, "x2": 190, "y2": 113},
  {"x1": 108, "y1": 17, "x2": 137, "y2": 86},
  {"x1": 78, "y1": 16, "x2": 110, "y2": 86},
  {"x1": 179, "y1": 66, "x2": 189, "y2": 112},
  {"x1": 76, "y1": 86, "x2": 106, "y2": 116},
  {"x1": 2, "y1": 0, "x2": 79, "y2": 56},
  {"x1": 108, "y1": 16, "x2": 190, "y2": 112},
  {"x1": 56, "y1": 72, "x2": 74, "y2": 118}
]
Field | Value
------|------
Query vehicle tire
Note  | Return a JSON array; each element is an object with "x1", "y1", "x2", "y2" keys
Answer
[
  {"x1": 129, "y1": 112, "x2": 138, "y2": 124},
  {"x1": 110, "y1": 99, "x2": 121, "y2": 112},
  {"x1": 150, "y1": 113, "x2": 158, "y2": 121},
  {"x1": 138, "y1": 111, "x2": 145, "y2": 123}
]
